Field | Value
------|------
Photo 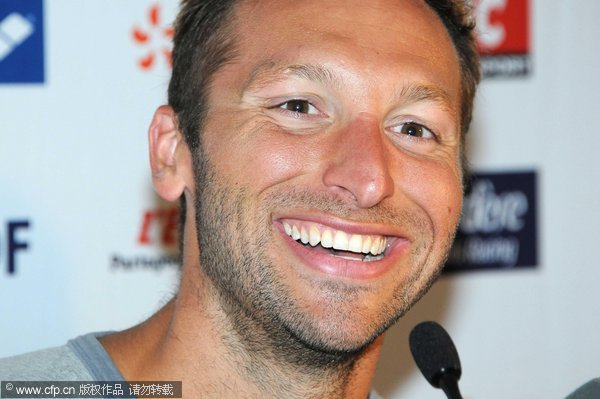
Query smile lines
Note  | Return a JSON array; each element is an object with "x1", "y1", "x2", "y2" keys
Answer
[{"x1": 282, "y1": 220, "x2": 388, "y2": 257}]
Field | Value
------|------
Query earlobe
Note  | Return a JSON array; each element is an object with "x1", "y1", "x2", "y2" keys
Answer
[{"x1": 148, "y1": 105, "x2": 193, "y2": 202}]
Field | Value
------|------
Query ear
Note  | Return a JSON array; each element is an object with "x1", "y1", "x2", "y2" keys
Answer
[{"x1": 148, "y1": 105, "x2": 193, "y2": 202}]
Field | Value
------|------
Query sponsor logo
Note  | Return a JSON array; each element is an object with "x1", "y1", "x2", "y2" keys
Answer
[
  {"x1": 137, "y1": 207, "x2": 178, "y2": 247},
  {"x1": 132, "y1": 3, "x2": 174, "y2": 71},
  {"x1": 1, "y1": 219, "x2": 32, "y2": 275},
  {"x1": 446, "y1": 171, "x2": 538, "y2": 271},
  {"x1": 0, "y1": 0, "x2": 44, "y2": 83},
  {"x1": 474, "y1": 0, "x2": 531, "y2": 78},
  {"x1": 110, "y1": 206, "x2": 180, "y2": 272}
]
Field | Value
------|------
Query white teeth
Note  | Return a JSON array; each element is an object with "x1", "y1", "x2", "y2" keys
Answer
[
  {"x1": 371, "y1": 237, "x2": 381, "y2": 256},
  {"x1": 284, "y1": 222, "x2": 292, "y2": 236},
  {"x1": 361, "y1": 235, "x2": 372, "y2": 254},
  {"x1": 300, "y1": 227, "x2": 309, "y2": 244},
  {"x1": 283, "y1": 221, "x2": 388, "y2": 257},
  {"x1": 333, "y1": 230, "x2": 349, "y2": 251},
  {"x1": 348, "y1": 234, "x2": 363, "y2": 253},
  {"x1": 292, "y1": 225, "x2": 301, "y2": 241},
  {"x1": 321, "y1": 229, "x2": 333, "y2": 248},
  {"x1": 336, "y1": 254, "x2": 361, "y2": 262},
  {"x1": 309, "y1": 226, "x2": 320, "y2": 247}
]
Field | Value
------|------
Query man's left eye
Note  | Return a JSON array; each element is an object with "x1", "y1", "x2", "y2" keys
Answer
[
  {"x1": 391, "y1": 122, "x2": 435, "y2": 139},
  {"x1": 278, "y1": 100, "x2": 319, "y2": 115}
]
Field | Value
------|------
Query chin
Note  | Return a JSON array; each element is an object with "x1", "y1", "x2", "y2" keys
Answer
[{"x1": 283, "y1": 299, "x2": 405, "y2": 357}]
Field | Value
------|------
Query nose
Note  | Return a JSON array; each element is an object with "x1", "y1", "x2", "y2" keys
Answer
[{"x1": 322, "y1": 115, "x2": 394, "y2": 208}]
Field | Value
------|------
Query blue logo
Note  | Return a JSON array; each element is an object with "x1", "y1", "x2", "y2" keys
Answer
[
  {"x1": 1, "y1": 219, "x2": 32, "y2": 275},
  {"x1": 446, "y1": 171, "x2": 538, "y2": 272},
  {"x1": 0, "y1": 0, "x2": 44, "y2": 83}
]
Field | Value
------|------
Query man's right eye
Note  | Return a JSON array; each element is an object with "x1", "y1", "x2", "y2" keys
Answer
[{"x1": 277, "y1": 100, "x2": 319, "y2": 115}]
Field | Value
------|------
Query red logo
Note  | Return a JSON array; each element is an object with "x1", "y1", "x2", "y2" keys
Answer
[
  {"x1": 474, "y1": 0, "x2": 529, "y2": 55},
  {"x1": 474, "y1": 0, "x2": 531, "y2": 78},
  {"x1": 138, "y1": 207, "x2": 179, "y2": 247},
  {"x1": 132, "y1": 3, "x2": 174, "y2": 70}
]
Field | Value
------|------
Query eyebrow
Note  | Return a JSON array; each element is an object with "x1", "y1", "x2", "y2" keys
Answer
[
  {"x1": 396, "y1": 83, "x2": 455, "y2": 114},
  {"x1": 241, "y1": 62, "x2": 343, "y2": 94}
]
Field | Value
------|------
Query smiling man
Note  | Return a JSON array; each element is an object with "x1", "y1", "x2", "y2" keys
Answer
[{"x1": 0, "y1": 0, "x2": 480, "y2": 398}]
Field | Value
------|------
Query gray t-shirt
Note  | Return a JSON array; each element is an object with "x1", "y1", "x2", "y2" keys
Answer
[
  {"x1": 0, "y1": 332, "x2": 123, "y2": 381},
  {"x1": 0, "y1": 332, "x2": 383, "y2": 398}
]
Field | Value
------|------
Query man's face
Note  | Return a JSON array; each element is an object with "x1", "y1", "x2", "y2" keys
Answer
[{"x1": 193, "y1": 0, "x2": 463, "y2": 355}]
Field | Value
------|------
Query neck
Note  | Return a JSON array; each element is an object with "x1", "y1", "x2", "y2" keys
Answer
[{"x1": 101, "y1": 263, "x2": 382, "y2": 398}]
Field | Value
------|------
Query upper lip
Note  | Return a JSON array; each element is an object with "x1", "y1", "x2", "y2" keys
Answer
[{"x1": 273, "y1": 211, "x2": 408, "y2": 238}]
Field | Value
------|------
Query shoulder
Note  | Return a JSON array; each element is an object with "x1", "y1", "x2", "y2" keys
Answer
[
  {"x1": 369, "y1": 390, "x2": 383, "y2": 399},
  {"x1": 0, "y1": 344, "x2": 90, "y2": 380},
  {"x1": 0, "y1": 331, "x2": 120, "y2": 381}
]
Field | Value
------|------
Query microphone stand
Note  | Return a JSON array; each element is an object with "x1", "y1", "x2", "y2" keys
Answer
[{"x1": 438, "y1": 372, "x2": 463, "y2": 399}]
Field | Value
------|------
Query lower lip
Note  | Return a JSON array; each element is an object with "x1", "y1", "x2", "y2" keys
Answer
[{"x1": 275, "y1": 224, "x2": 409, "y2": 280}]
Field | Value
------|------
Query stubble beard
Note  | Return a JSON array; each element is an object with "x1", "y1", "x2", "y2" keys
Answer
[{"x1": 192, "y1": 154, "x2": 455, "y2": 375}]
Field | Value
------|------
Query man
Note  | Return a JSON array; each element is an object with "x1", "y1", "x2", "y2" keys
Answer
[{"x1": 0, "y1": 0, "x2": 480, "y2": 397}]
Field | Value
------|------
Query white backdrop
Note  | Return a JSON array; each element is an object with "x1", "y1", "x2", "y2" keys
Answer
[{"x1": 1, "y1": 1, "x2": 600, "y2": 398}]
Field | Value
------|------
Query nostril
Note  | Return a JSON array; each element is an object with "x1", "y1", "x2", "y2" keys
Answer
[{"x1": 323, "y1": 182, "x2": 359, "y2": 204}]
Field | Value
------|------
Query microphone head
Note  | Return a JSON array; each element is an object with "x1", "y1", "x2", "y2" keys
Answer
[{"x1": 409, "y1": 321, "x2": 462, "y2": 388}]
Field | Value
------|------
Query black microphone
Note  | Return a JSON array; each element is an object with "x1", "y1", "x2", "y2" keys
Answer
[
  {"x1": 409, "y1": 321, "x2": 464, "y2": 399},
  {"x1": 566, "y1": 378, "x2": 600, "y2": 398}
]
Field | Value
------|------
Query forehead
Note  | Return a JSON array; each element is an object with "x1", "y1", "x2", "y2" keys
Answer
[{"x1": 212, "y1": 0, "x2": 462, "y2": 117}]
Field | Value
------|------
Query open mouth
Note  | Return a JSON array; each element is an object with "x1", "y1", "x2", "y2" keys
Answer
[{"x1": 282, "y1": 220, "x2": 388, "y2": 263}]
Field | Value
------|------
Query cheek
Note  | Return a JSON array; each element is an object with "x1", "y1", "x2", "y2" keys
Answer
[
  {"x1": 248, "y1": 139, "x2": 306, "y2": 184},
  {"x1": 396, "y1": 157, "x2": 463, "y2": 235},
  {"x1": 215, "y1": 125, "x2": 321, "y2": 191}
]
